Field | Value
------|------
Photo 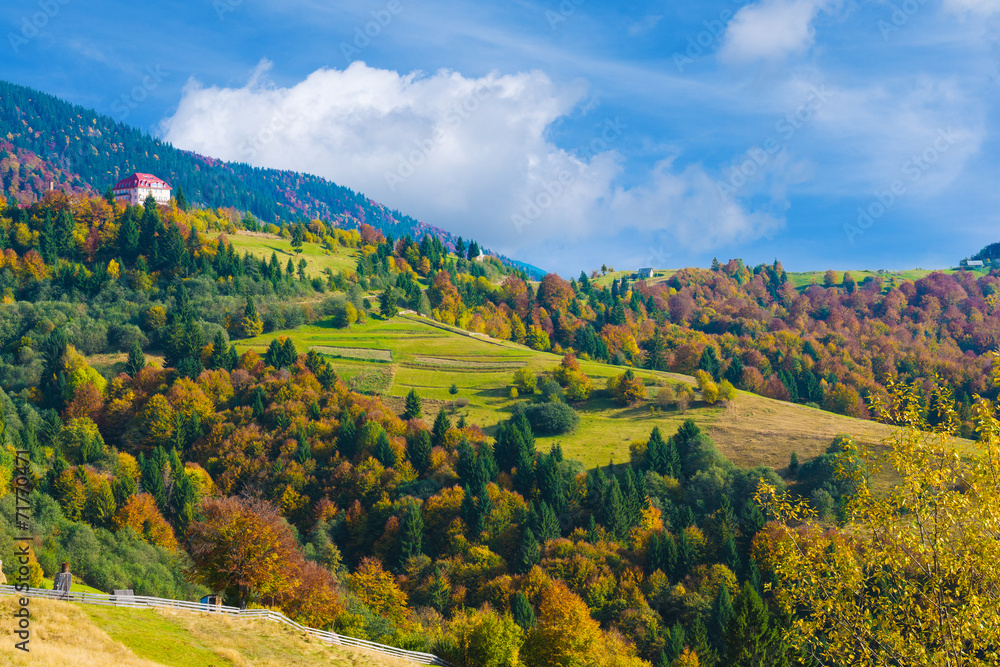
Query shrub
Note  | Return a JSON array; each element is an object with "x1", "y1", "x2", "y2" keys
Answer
[
  {"x1": 512, "y1": 368, "x2": 536, "y2": 394},
  {"x1": 514, "y1": 401, "x2": 579, "y2": 435}
]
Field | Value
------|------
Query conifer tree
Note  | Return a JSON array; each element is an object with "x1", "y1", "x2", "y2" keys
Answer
[
  {"x1": 175, "y1": 185, "x2": 188, "y2": 211},
  {"x1": 337, "y1": 413, "x2": 357, "y2": 460},
  {"x1": 709, "y1": 584, "x2": 735, "y2": 656},
  {"x1": 373, "y1": 430, "x2": 397, "y2": 468},
  {"x1": 726, "y1": 581, "x2": 790, "y2": 665},
  {"x1": 604, "y1": 476, "x2": 628, "y2": 540},
  {"x1": 379, "y1": 286, "x2": 398, "y2": 318},
  {"x1": 689, "y1": 616, "x2": 718, "y2": 667},
  {"x1": 516, "y1": 527, "x2": 540, "y2": 573},
  {"x1": 126, "y1": 340, "x2": 146, "y2": 377},
  {"x1": 398, "y1": 500, "x2": 424, "y2": 568},
  {"x1": 511, "y1": 592, "x2": 535, "y2": 630},
  {"x1": 403, "y1": 388, "x2": 422, "y2": 420},
  {"x1": 406, "y1": 430, "x2": 433, "y2": 474},
  {"x1": 536, "y1": 501, "x2": 560, "y2": 542},
  {"x1": 118, "y1": 208, "x2": 140, "y2": 261},
  {"x1": 431, "y1": 409, "x2": 451, "y2": 447}
]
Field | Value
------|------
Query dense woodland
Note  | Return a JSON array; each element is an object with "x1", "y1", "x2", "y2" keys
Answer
[{"x1": 0, "y1": 167, "x2": 998, "y2": 664}]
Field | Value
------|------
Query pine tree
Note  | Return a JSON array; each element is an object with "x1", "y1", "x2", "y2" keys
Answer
[
  {"x1": 373, "y1": 430, "x2": 397, "y2": 468},
  {"x1": 516, "y1": 527, "x2": 541, "y2": 573},
  {"x1": 403, "y1": 388, "x2": 422, "y2": 420},
  {"x1": 398, "y1": 500, "x2": 424, "y2": 568},
  {"x1": 604, "y1": 476, "x2": 628, "y2": 540},
  {"x1": 175, "y1": 185, "x2": 188, "y2": 211},
  {"x1": 379, "y1": 286, "x2": 398, "y2": 318},
  {"x1": 536, "y1": 501, "x2": 560, "y2": 542},
  {"x1": 511, "y1": 592, "x2": 535, "y2": 630},
  {"x1": 406, "y1": 430, "x2": 433, "y2": 474},
  {"x1": 726, "y1": 581, "x2": 790, "y2": 665},
  {"x1": 125, "y1": 340, "x2": 146, "y2": 377},
  {"x1": 667, "y1": 623, "x2": 686, "y2": 663},
  {"x1": 118, "y1": 209, "x2": 140, "y2": 261},
  {"x1": 337, "y1": 413, "x2": 357, "y2": 460},
  {"x1": 431, "y1": 409, "x2": 451, "y2": 447},
  {"x1": 709, "y1": 584, "x2": 735, "y2": 656},
  {"x1": 689, "y1": 616, "x2": 718, "y2": 667},
  {"x1": 645, "y1": 426, "x2": 669, "y2": 475}
]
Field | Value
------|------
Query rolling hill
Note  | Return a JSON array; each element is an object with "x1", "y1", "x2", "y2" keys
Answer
[
  {"x1": 0, "y1": 79, "x2": 541, "y2": 275},
  {"x1": 237, "y1": 310, "x2": 896, "y2": 471}
]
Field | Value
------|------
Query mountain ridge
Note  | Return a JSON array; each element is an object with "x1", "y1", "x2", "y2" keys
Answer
[{"x1": 0, "y1": 78, "x2": 544, "y2": 277}]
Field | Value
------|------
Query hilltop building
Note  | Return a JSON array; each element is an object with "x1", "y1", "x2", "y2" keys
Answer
[{"x1": 113, "y1": 173, "x2": 172, "y2": 206}]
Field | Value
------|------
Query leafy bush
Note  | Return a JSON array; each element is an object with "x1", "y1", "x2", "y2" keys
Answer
[{"x1": 514, "y1": 401, "x2": 579, "y2": 435}]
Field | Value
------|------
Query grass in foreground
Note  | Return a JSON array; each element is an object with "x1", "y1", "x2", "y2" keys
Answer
[{"x1": 0, "y1": 597, "x2": 417, "y2": 667}]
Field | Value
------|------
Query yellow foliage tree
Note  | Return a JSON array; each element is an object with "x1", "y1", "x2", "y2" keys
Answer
[
  {"x1": 348, "y1": 557, "x2": 409, "y2": 626},
  {"x1": 757, "y1": 372, "x2": 1000, "y2": 666}
]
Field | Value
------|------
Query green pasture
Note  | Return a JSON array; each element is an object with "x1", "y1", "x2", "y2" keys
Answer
[
  {"x1": 227, "y1": 233, "x2": 359, "y2": 277},
  {"x1": 237, "y1": 313, "x2": 720, "y2": 467}
]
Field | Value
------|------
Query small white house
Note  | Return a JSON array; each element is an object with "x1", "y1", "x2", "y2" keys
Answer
[{"x1": 113, "y1": 173, "x2": 172, "y2": 206}]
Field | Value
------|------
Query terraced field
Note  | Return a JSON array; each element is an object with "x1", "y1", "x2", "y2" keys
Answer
[{"x1": 238, "y1": 312, "x2": 903, "y2": 471}]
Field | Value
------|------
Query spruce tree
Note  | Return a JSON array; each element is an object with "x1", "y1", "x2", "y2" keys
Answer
[
  {"x1": 373, "y1": 430, "x2": 397, "y2": 468},
  {"x1": 604, "y1": 476, "x2": 628, "y2": 540},
  {"x1": 726, "y1": 581, "x2": 789, "y2": 665},
  {"x1": 431, "y1": 409, "x2": 451, "y2": 447},
  {"x1": 125, "y1": 340, "x2": 146, "y2": 377},
  {"x1": 667, "y1": 623, "x2": 686, "y2": 663},
  {"x1": 709, "y1": 584, "x2": 735, "y2": 656},
  {"x1": 118, "y1": 209, "x2": 140, "y2": 261},
  {"x1": 645, "y1": 426, "x2": 668, "y2": 475},
  {"x1": 456, "y1": 440, "x2": 478, "y2": 488},
  {"x1": 403, "y1": 388, "x2": 422, "y2": 420},
  {"x1": 516, "y1": 527, "x2": 541, "y2": 573},
  {"x1": 337, "y1": 412, "x2": 357, "y2": 460},
  {"x1": 536, "y1": 501, "x2": 560, "y2": 542},
  {"x1": 511, "y1": 592, "x2": 535, "y2": 630},
  {"x1": 398, "y1": 500, "x2": 424, "y2": 568},
  {"x1": 175, "y1": 185, "x2": 188, "y2": 211},
  {"x1": 406, "y1": 430, "x2": 433, "y2": 474},
  {"x1": 689, "y1": 616, "x2": 718, "y2": 667},
  {"x1": 379, "y1": 286, "x2": 398, "y2": 318}
]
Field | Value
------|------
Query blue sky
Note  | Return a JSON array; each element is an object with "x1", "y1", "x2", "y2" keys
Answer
[{"x1": 3, "y1": 0, "x2": 1000, "y2": 275}]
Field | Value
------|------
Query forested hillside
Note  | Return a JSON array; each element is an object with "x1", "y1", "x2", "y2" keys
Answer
[{"x1": 0, "y1": 79, "x2": 543, "y2": 275}]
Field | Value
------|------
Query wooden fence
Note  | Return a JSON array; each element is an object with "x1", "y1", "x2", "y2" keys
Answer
[{"x1": 0, "y1": 585, "x2": 452, "y2": 666}]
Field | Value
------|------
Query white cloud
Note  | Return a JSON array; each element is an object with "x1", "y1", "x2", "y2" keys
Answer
[
  {"x1": 162, "y1": 61, "x2": 777, "y2": 273},
  {"x1": 718, "y1": 0, "x2": 827, "y2": 63},
  {"x1": 628, "y1": 15, "x2": 663, "y2": 37},
  {"x1": 943, "y1": 0, "x2": 1000, "y2": 15}
]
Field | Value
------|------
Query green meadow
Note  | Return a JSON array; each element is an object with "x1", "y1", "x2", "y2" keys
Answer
[{"x1": 237, "y1": 312, "x2": 887, "y2": 469}]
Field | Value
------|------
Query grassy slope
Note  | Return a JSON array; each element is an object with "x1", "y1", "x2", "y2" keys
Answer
[
  {"x1": 226, "y1": 232, "x2": 360, "y2": 277},
  {"x1": 239, "y1": 312, "x2": 895, "y2": 470},
  {"x1": 0, "y1": 597, "x2": 417, "y2": 667}
]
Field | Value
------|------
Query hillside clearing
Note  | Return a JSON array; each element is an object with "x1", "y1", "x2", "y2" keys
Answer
[{"x1": 238, "y1": 313, "x2": 907, "y2": 471}]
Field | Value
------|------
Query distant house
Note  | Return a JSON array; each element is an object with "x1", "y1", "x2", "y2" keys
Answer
[
  {"x1": 113, "y1": 173, "x2": 171, "y2": 206},
  {"x1": 960, "y1": 258, "x2": 985, "y2": 269},
  {"x1": 636, "y1": 267, "x2": 653, "y2": 279}
]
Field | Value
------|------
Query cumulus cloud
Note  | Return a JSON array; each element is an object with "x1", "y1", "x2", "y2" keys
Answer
[
  {"x1": 162, "y1": 61, "x2": 777, "y2": 273},
  {"x1": 718, "y1": 0, "x2": 827, "y2": 63}
]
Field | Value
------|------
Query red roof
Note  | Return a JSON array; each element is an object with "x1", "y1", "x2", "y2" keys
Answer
[{"x1": 114, "y1": 173, "x2": 171, "y2": 190}]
